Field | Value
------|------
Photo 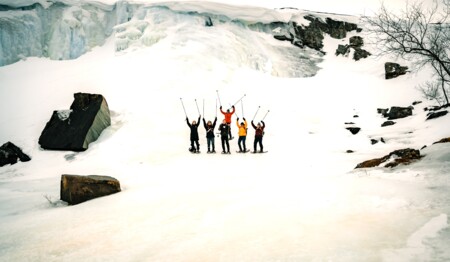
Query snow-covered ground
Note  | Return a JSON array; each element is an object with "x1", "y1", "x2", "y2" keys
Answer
[{"x1": 1, "y1": 1, "x2": 450, "y2": 261}]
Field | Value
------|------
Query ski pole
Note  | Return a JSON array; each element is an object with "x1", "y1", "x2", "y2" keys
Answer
[
  {"x1": 195, "y1": 99, "x2": 201, "y2": 116},
  {"x1": 262, "y1": 110, "x2": 270, "y2": 121},
  {"x1": 202, "y1": 99, "x2": 205, "y2": 118},
  {"x1": 232, "y1": 94, "x2": 246, "y2": 107},
  {"x1": 216, "y1": 90, "x2": 222, "y2": 106},
  {"x1": 180, "y1": 98, "x2": 187, "y2": 117},
  {"x1": 241, "y1": 99, "x2": 244, "y2": 118},
  {"x1": 252, "y1": 106, "x2": 260, "y2": 121},
  {"x1": 215, "y1": 99, "x2": 218, "y2": 117}
]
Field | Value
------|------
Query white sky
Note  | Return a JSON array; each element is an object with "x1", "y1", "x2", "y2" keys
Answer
[{"x1": 0, "y1": 0, "x2": 439, "y2": 16}]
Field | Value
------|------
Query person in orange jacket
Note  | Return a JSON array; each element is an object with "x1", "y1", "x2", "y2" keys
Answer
[
  {"x1": 220, "y1": 105, "x2": 235, "y2": 140},
  {"x1": 236, "y1": 117, "x2": 248, "y2": 152}
]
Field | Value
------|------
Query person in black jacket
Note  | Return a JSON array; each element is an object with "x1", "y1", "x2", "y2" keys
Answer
[
  {"x1": 186, "y1": 115, "x2": 201, "y2": 153},
  {"x1": 251, "y1": 120, "x2": 265, "y2": 153},
  {"x1": 203, "y1": 117, "x2": 217, "y2": 153},
  {"x1": 218, "y1": 119, "x2": 231, "y2": 154}
]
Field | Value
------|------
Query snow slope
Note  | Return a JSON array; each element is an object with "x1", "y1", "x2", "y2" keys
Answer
[{"x1": 1, "y1": 1, "x2": 450, "y2": 261}]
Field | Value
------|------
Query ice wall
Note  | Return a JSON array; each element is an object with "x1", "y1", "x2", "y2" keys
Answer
[
  {"x1": 0, "y1": 1, "x2": 323, "y2": 77},
  {"x1": 0, "y1": 2, "x2": 121, "y2": 66}
]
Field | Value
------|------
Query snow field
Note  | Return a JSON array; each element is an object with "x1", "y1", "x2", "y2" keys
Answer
[{"x1": 1, "y1": 2, "x2": 450, "y2": 261}]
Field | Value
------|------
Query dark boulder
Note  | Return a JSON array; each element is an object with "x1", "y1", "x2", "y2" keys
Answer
[
  {"x1": 381, "y1": 120, "x2": 396, "y2": 127},
  {"x1": 346, "y1": 127, "x2": 361, "y2": 135},
  {"x1": 349, "y1": 36, "x2": 364, "y2": 47},
  {"x1": 355, "y1": 148, "x2": 421, "y2": 169},
  {"x1": 371, "y1": 139, "x2": 378, "y2": 145},
  {"x1": 353, "y1": 47, "x2": 371, "y2": 61},
  {"x1": 385, "y1": 62, "x2": 408, "y2": 79},
  {"x1": 39, "y1": 93, "x2": 111, "y2": 151},
  {"x1": 426, "y1": 110, "x2": 448, "y2": 120},
  {"x1": 60, "y1": 174, "x2": 121, "y2": 205},
  {"x1": 412, "y1": 101, "x2": 422, "y2": 106},
  {"x1": 0, "y1": 142, "x2": 31, "y2": 167},
  {"x1": 335, "y1": 44, "x2": 350, "y2": 56},
  {"x1": 386, "y1": 106, "x2": 413, "y2": 120}
]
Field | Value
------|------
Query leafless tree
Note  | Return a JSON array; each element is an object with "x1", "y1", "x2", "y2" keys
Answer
[{"x1": 364, "y1": 0, "x2": 450, "y2": 105}]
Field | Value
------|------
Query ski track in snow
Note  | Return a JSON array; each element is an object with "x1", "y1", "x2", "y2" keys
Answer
[{"x1": 1, "y1": 1, "x2": 450, "y2": 261}]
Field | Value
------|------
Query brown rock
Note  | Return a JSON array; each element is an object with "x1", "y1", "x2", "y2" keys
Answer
[
  {"x1": 433, "y1": 137, "x2": 450, "y2": 144},
  {"x1": 60, "y1": 175, "x2": 121, "y2": 205},
  {"x1": 355, "y1": 148, "x2": 421, "y2": 169}
]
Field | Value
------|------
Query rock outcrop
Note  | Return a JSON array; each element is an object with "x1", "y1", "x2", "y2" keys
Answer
[
  {"x1": 433, "y1": 137, "x2": 450, "y2": 144},
  {"x1": 385, "y1": 62, "x2": 408, "y2": 79},
  {"x1": 0, "y1": 142, "x2": 31, "y2": 167},
  {"x1": 355, "y1": 148, "x2": 421, "y2": 169},
  {"x1": 335, "y1": 35, "x2": 371, "y2": 61},
  {"x1": 60, "y1": 175, "x2": 121, "y2": 205},
  {"x1": 273, "y1": 15, "x2": 360, "y2": 53},
  {"x1": 426, "y1": 110, "x2": 448, "y2": 120},
  {"x1": 39, "y1": 93, "x2": 111, "y2": 151},
  {"x1": 386, "y1": 106, "x2": 413, "y2": 120}
]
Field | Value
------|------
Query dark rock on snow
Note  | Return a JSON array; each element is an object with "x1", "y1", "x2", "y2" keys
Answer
[
  {"x1": 273, "y1": 15, "x2": 360, "y2": 53},
  {"x1": 353, "y1": 47, "x2": 371, "y2": 61},
  {"x1": 433, "y1": 137, "x2": 450, "y2": 144},
  {"x1": 377, "y1": 108, "x2": 389, "y2": 116},
  {"x1": 355, "y1": 148, "x2": 421, "y2": 169},
  {"x1": 412, "y1": 101, "x2": 422, "y2": 106},
  {"x1": 381, "y1": 120, "x2": 396, "y2": 127},
  {"x1": 385, "y1": 62, "x2": 408, "y2": 79},
  {"x1": 0, "y1": 142, "x2": 31, "y2": 167},
  {"x1": 60, "y1": 174, "x2": 121, "y2": 205},
  {"x1": 346, "y1": 150, "x2": 355, "y2": 153},
  {"x1": 39, "y1": 93, "x2": 111, "y2": 151},
  {"x1": 371, "y1": 139, "x2": 378, "y2": 145},
  {"x1": 426, "y1": 110, "x2": 448, "y2": 120},
  {"x1": 349, "y1": 36, "x2": 364, "y2": 47},
  {"x1": 346, "y1": 127, "x2": 361, "y2": 135},
  {"x1": 205, "y1": 16, "x2": 213, "y2": 27},
  {"x1": 335, "y1": 44, "x2": 350, "y2": 56},
  {"x1": 386, "y1": 106, "x2": 413, "y2": 120}
]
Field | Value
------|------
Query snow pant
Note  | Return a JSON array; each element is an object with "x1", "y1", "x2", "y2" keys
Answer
[
  {"x1": 221, "y1": 136, "x2": 230, "y2": 153},
  {"x1": 254, "y1": 136, "x2": 263, "y2": 152},
  {"x1": 238, "y1": 136, "x2": 247, "y2": 152},
  {"x1": 190, "y1": 140, "x2": 200, "y2": 152},
  {"x1": 207, "y1": 137, "x2": 215, "y2": 152},
  {"x1": 226, "y1": 122, "x2": 232, "y2": 140}
]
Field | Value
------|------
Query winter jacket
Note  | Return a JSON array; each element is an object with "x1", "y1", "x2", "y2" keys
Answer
[
  {"x1": 236, "y1": 119, "x2": 248, "y2": 137},
  {"x1": 251, "y1": 120, "x2": 265, "y2": 137},
  {"x1": 203, "y1": 117, "x2": 217, "y2": 138},
  {"x1": 220, "y1": 106, "x2": 235, "y2": 123},
  {"x1": 187, "y1": 116, "x2": 201, "y2": 141},
  {"x1": 218, "y1": 123, "x2": 230, "y2": 138}
]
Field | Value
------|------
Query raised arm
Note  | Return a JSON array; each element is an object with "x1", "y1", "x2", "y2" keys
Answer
[
  {"x1": 251, "y1": 120, "x2": 257, "y2": 129},
  {"x1": 220, "y1": 106, "x2": 225, "y2": 115},
  {"x1": 230, "y1": 106, "x2": 235, "y2": 114},
  {"x1": 197, "y1": 115, "x2": 201, "y2": 126},
  {"x1": 213, "y1": 117, "x2": 217, "y2": 128},
  {"x1": 186, "y1": 117, "x2": 191, "y2": 127},
  {"x1": 202, "y1": 118, "x2": 207, "y2": 129},
  {"x1": 261, "y1": 120, "x2": 265, "y2": 128}
]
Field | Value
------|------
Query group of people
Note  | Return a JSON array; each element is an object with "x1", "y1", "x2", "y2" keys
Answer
[{"x1": 186, "y1": 105, "x2": 266, "y2": 154}]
